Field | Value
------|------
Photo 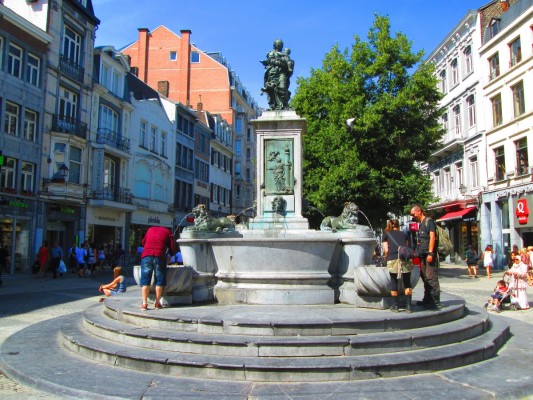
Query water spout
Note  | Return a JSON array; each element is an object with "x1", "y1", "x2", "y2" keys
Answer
[
  {"x1": 307, "y1": 205, "x2": 325, "y2": 218},
  {"x1": 174, "y1": 213, "x2": 194, "y2": 236},
  {"x1": 357, "y1": 209, "x2": 380, "y2": 247},
  {"x1": 234, "y1": 206, "x2": 255, "y2": 220}
]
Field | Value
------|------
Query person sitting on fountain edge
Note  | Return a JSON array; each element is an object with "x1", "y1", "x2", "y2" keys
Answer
[
  {"x1": 410, "y1": 204, "x2": 440, "y2": 309},
  {"x1": 140, "y1": 226, "x2": 177, "y2": 310}
]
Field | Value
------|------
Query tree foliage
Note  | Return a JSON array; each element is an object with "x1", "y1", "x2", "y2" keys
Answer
[{"x1": 292, "y1": 14, "x2": 443, "y2": 229}]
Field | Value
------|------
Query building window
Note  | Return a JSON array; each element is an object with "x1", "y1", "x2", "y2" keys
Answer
[
  {"x1": 464, "y1": 45, "x2": 473, "y2": 75},
  {"x1": 433, "y1": 172, "x2": 440, "y2": 193},
  {"x1": 190, "y1": 51, "x2": 200, "y2": 63},
  {"x1": 489, "y1": 19, "x2": 500, "y2": 39},
  {"x1": 470, "y1": 157, "x2": 479, "y2": 188},
  {"x1": 99, "y1": 105, "x2": 119, "y2": 134},
  {"x1": 21, "y1": 162, "x2": 35, "y2": 192},
  {"x1": 139, "y1": 121, "x2": 147, "y2": 148},
  {"x1": 467, "y1": 95, "x2": 476, "y2": 128},
  {"x1": 443, "y1": 168, "x2": 451, "y2": 192},
  {"x1": 455, "y1": 162, "x2": 463, "y2": 189},
  {"x1": 26, "y1": 53, "x2": 40, "y2": 86},
  {"x1": 24, "y1": 109, "x2": 37, "y2": 141},
  {"x1": 439, "y1": 69, "x2": 447, "y2": 93},
  {"x1": 63, "y1": 25, "x2": 81, "y2": 64},
  {"x1": 4, "y1": 102, "x2": 19, "y2": 137},
  {"x1": 69, "y1": 145, "x2": 82, "y2": 184},
  {"x1": 7, "y1": 43, "x2": 23, "y2": 78},
  {"x1": 512, "y1": 81, "x2": 525, "y2": 117},
  {"x1": 489, "y1": 53, "x2": 500, "y2": 80},
  {"x1": 161, "y1": 131, "x2": 167, "y2": 156},
  {"x1": 235, "y1": 140, "x2": 242, "y2": 156},
  {"x1": 58, "y1": 87, "x2": 78, "y2": 118},
  {"x1": 169, "y1": 51, "x2": 177, "y2": 61},
  {"x1": 235, "y1": 162, "x2": 241, "y2": 176},
  {"x1": 495, "y1": 146, "x2": 506, "y2": 181},
  {"x1": 451, "y1": 58, "x2": 459, "y2": 86},
  {"x1": 509, "y1": 37, "x2": 522, "y2": 66},
  {"x1": 442, "y1": 113, "x2": 448, "y2": 133},
  {"x1": 235, "y1": 184, "x2": 241, "y2": 200},
  {"x1": 515, "y1": 138, "x2": 528, "y2": 176},
  {"x1": 0, "y1": 37, "x2": 3, "y2": 69},
  {"x1": 0, "y1": 158, "x2": 17, "y2": 190},
  {"x1": 453, "y1": 105, "x2": 461, "y2": 135},
  {"x1": 150, "y1": 126, "x2": 157, "y2": 152},
  {"x1": 491, "y1": 94, "x2": 502, "y2": 127},
  {"x1": 104, "y1": 158, "x2": 116, "y2": 189}
]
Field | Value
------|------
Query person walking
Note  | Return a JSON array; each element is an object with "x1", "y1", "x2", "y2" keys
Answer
[
  {"x1": 37, "y1": 240, "x2": 49, "y2": 278},
  {"x1": 465, "y1": 245, "x2": 479, "y2": 278},
  {"x1": 483, "y1": 245, "x2": 494, "y2": 279},
  {"x1": 49, "y1": 241, "x2": 64, "y2": 279},
  {"x1": 0, "y1": 245, "x2": 10, "y2": 287},
  {"x1": 410, "y1": 204, "x2": 440, "y2": 309},
  {"x1": 506, "y1": 255, "x2": 530, "y2": 310},
  {"x1": 382, "y1": 219, "x2": 414, "y2": 313},
  {"x1": 140, "y1": 226, "x2": 177, "y2": 310}
]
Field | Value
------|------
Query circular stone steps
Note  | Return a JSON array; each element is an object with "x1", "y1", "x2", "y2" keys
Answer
[{"x1": 57, "y1": 292, "x2": 511, "y2": 382}]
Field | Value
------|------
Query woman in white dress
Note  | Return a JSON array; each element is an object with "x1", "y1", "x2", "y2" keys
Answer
[
  {"x1": 483, "y1": 245, "x2": 494, "y2": 279},
  {"x1": 506, "y1": 255, "x2": 530, "y2": 310}
]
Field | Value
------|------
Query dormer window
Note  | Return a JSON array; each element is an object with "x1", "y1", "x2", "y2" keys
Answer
[{"x1": 489, "y1": 19, "x2": 501, "y2": 39}]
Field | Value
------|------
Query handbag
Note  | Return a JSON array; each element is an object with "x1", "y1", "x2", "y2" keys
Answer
[{"x1": 58, "y1": 260, "x2": 67, "y2": 274}]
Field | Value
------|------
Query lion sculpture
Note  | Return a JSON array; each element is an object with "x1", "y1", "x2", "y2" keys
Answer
[
  {"x1": 186, "y1": 204, "x2": 235, "y2": 232},
  {"x1": 320, "y1": 202, "x2": 360, "y2": 232}
]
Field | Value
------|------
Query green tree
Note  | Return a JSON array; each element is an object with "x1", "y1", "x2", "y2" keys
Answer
[{"x1": 292, "y1": 14, "x2": 443, "y2": 229}]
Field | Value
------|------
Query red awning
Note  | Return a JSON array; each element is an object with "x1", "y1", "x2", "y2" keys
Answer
[{"x1": 436, "y1": 208, "x2": 477, "y2": 222}]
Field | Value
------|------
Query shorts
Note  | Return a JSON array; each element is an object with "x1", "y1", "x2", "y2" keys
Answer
[
  {"x1": 110, "y1": 289, "x2": 124, "y2": 296},
  {"x1": 491, "y1": 293, "x2": 503, "y2": 300},
  {"x1": 140, "y1": 256, "x2": 167, "y2": 287}
]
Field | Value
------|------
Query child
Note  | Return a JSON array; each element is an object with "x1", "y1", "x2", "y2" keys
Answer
[
  {"x1": 485, "y1": 280, "x2": 509, "y2": 313},
  {"x1": 98, "y1": 266, "x2": 127, "y2": 301}
]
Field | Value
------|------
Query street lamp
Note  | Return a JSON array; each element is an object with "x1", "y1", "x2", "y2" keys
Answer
[{"x1": 59, "y1": 164, "x2": 69, "y2": 179}]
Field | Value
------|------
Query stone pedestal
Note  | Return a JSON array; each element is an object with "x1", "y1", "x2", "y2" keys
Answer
[
  {"x1": 133, "y1": 265, "x2": 194, "y2": 306},
  {"x1": 250, "y1": 110, "x2": 308, "y2": 230}
]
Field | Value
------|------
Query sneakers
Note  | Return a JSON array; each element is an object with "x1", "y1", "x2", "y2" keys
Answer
[
  {"x1": 140, "y1": 303, "x2": 148, "y2": 311},
  {"x1": 154, "y1": 302, "x2": 163, "y2": 310}
]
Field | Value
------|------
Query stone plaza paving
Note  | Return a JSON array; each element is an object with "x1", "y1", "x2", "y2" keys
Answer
[{"x1": 0, "y1": 263, "x2": 532, "y2": 399}]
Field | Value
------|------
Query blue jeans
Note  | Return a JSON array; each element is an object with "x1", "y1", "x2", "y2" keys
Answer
[{"x1": 140, "y1": 256, "x2": 167, "y2": 287}]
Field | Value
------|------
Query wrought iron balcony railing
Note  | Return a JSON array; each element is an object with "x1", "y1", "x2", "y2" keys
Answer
[
  {"x1": 59, "y1": 55, "x2": 85, "y2": 83},
  {"x1": 91, "y1": 186, "x2": 133, "y2": 204},
  {"x1": 96, "y1": 128, "x2": 131, "y2": 153},
  {"x1": 52, "y1": 114, "x2": 88, "y2": 139}
]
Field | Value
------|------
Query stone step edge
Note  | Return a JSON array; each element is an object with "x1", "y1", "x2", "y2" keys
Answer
[
  {"x1": 62, "y1": 314, "x2": 511, "y2": 382},
  {"x1": 82, "y1": 304, "x2": 490, "y2": 357},
  {"x1": 102, "y1": 297, "x2": 467, "y2": 336}
]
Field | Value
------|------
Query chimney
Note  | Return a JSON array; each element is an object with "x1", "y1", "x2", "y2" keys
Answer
[
  {"x1": 179, "y1": 29, "x2": 192, "y2": 107},
  {"x1": 158, "y1": 81, "x2": 169, "y2": 97},
  {"x1": 197, "y1": 95, "x2": 203, "y2": 111},
  {"x1": 500, "y1": 0, "x2": 510, "y2": 12},
  {"x1": 137, "y1": 28, "x2": 150, "y2": 82}
]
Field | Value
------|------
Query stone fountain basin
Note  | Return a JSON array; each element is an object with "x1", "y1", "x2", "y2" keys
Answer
[{"x1": 178, "y1": 230, "x2": 376, "y2": 305}]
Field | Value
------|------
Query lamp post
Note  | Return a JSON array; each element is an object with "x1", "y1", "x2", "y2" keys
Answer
[{"x1": 59, "y1": 164, "x2": 69, "y2": 180}]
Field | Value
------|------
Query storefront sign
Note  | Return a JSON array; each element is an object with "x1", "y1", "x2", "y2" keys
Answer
[
  {"x1": 148, "y1": 216, "x2": 161, "y2": 225},
  {"x1": 50, "y1": 205, "x2": 75, "y2": 214},
  {"x1": 1, "y1": 199, "x2": 28, "y2": 208},
  {"x1": 516, "y1": 198, "x2": 530, "y2": 225}
]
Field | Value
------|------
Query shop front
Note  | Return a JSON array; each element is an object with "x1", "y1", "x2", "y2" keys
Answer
[
  {"x1": 0, "y1": 197, "x2": 36, "y2": 274},
  {"x1": 44, "y1": 203, "x2": 83, "y2": 262},
  {"x1": 129, "y1": 210, "x2": 174, "y2": 254},
  {"x1": 436, "y1": 207, "x2": 478, "y2": 261},
  {"x1": 86, "y1": 208, "x2": 126, "y2": 253},
  {"x1": 480, "y1": 183, "x2": 533, "y2": 269}
]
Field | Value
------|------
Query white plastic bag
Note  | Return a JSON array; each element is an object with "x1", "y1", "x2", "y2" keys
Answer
[{"x1": 58, "y1": 260, "x2": 67, "y2": 274}]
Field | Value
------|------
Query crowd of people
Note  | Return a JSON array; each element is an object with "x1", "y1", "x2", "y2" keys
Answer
[{"x1": 33, "y1": 240, "x2": 125, "y2": 279}]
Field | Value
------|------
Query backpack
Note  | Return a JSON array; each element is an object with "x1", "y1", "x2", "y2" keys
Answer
[{"x1": 436, "y1": 225, "x2": 452, "y2": 257}]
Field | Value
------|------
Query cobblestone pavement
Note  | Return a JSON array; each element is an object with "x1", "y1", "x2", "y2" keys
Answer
[{"x1": 0, "y1": 263, "x2": 531, "y2": 399}]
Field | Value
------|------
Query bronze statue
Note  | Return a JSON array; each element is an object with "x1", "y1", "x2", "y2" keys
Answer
[{"x1": 261, "y1": 39, "x2": 294, "y2": 110}]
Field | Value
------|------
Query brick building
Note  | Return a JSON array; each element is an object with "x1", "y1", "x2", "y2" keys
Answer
[{"x1": 121, "y1": 26, "x2": 260, "y2": 215}]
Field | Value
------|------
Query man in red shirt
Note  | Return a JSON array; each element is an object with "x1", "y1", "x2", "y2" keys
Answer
[{"x1": 140, "y1": 226, "x2": 177, "y2": 310}]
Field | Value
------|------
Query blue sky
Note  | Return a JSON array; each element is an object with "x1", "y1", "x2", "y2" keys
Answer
[{"x1": 93, "y1": 0, "x2": 485, "y2": 109}]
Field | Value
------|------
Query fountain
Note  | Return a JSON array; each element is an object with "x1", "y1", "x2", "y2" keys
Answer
[{"x1": 0, "y1": 39, "x2": 514, "y2": 398}]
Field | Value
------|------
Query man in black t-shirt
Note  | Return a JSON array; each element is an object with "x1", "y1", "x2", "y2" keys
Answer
[
  {"x1": 411, "y1": 204, "x2": 440, "y2": 309},
  {"x1": 0, "y1": 245, "x2": 10, "y2": 287}
]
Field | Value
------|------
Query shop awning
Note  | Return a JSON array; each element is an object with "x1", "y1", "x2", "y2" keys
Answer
[{"x1": 436, "y1": 208, "x2": 477, "y2": 222}]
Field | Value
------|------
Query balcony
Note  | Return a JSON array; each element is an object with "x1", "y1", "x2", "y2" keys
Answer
[
  {"x1": 52, "y1": 114, "x2": 88, "y2": 139},
  {"x1": 97, "y1": 128, "x2": 131, "y2": 153},
  {"x1": 88, "y1": 186, "x2": 137, "y2": 211},
  {"x1": 59, "y1": 55, "x2": 85, "y2": 83}
]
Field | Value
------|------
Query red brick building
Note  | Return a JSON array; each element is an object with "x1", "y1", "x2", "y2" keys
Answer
[{"x1": 122, "y1": 26, "x2": 260, "y2": 214}]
